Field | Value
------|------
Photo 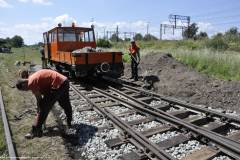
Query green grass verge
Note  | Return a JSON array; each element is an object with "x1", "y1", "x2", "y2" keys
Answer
[
  {"x1": 0, "y1": 47, "x2": 41, "y2": 159},
  {"x1": 0, "y1": 117, "x2": 7, "y2": 158},
  {"x1": 162, "y1": 48, "x2": 240, "y2": 81},
  {"x1": 111, "y1": 41, "x2": 240, "y2": 81}
]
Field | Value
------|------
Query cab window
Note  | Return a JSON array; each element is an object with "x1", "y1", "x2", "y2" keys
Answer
[
  {"x1": 84, "y1": 32, "x2": 89, "y2": 42},
  {"x1": 43, "y1": 33, "x2": 47, "y2": 44},
  {"x1": 63, "y1": 30, "x2": 76, "y2": 42},
  {"x1": 77, "y1": 32, "x2": 84, "y2": 42},
  {"x1": 89, "y1": 31, "x2": 94, "y2": 42},
  {"x1": 48, "y1": 33, "x2": 52, "y2": 43},
  {"x1": 58, "y1": 29, "x2": 76, "y2": 42},
  {"x1": 58, "y1": 29, "x2": 64, "y2": 42},
  {"x1": 52, "y1": 31, "x2": 57, "y2": 42}
]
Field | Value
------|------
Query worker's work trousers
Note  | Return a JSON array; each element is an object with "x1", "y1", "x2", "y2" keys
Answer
[
  {"x1": 131, "y1": 55, "x2": 138, "y2": 80},
  {"x1": 33, "y1": 80, "x2": 72, "y2": 130}
]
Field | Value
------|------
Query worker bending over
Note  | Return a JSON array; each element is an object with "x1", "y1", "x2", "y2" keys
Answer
[
  {"x1": 16, "y1": 69, "x2": 72, "y2": 139},
  {"x1": 129, "y1": 40, "x2": 140, "y2": 81}
]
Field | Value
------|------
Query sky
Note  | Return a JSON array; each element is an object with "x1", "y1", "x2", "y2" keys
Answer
[{"x1": 0, "y1": 0, "x2": 240, "y2": 44}]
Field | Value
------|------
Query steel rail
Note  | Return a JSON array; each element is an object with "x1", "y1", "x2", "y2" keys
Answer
[
  {"x1": 70, "y1": 84, "x2": 175, "y2": 160},
  {"x1": 0, "y1": 89, "x2": 17, "y2": 160},
  {"x1": 94, "y1": 86, "x2": 240, "y2": 159},
  {"x1": 122, "y1": 84, "x2": 240, "y2": 124}
]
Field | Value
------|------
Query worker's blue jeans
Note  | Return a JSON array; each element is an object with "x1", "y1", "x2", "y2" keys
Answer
[{"x1": 131, "y1": 56, "x2": 138, "y2": 80}]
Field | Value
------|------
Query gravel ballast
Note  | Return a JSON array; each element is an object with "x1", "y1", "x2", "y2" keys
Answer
[
  {"x1": 120, "y1": 113, "x2": 146, "y2": 121},
  {"x1": 165, "y1": 140, "x2": 204, "y2": 159},
  {"x1": 149, "y1": 131, "x2": 180, "y2": 143},
  {"x1": 212, "y1": 155, "x2": 233, "y2": 160},
  {"x1": 133, "y1": 121, "x2": 162, "y2": 132}
]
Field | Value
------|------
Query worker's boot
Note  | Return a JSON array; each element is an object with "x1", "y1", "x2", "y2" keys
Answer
[{"x1": 25, "y1": 126, "x2": 43, "y2": 139}]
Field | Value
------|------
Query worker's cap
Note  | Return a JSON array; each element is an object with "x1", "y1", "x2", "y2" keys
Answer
[{"x1": 16, "y1": 79, "x2": 28, "y2": 90}]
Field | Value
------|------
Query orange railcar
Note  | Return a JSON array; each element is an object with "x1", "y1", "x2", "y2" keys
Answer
[{"x1": 42, "y1": 23, "x2": 124, "y2": 78}]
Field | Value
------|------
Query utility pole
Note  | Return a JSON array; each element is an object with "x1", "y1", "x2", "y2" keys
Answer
[
  {"x1": 103, "y1": 27, "x2": 106, "y2": 40},
  {"x1": 90, "y1": 17, "x2": 94, "y2": 28},
  {"x1": 146, "y1": 22, "x2": 150, "y2": 35},
  {"x1": 116, "y1": 25, "x2": 119, "y2": 42},
  {"x1": 160, "y1": 24, "x2": 187, "y2": 39},
  {"x1": 174, "y1": 15, "x2": 177, "y2": 28},
  {"x1": 160, "y1": 24, "x2": 162, "y2": 40},
  {"x1": 169, "y1": 14, "x2": 190, "y2": 27},
  {"x1": 160, "y1": 14, "x2": 191, "y2": 39}
]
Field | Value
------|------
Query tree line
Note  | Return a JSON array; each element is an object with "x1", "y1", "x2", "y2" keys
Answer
[
  {"x1": 0, "y1": 35, "x2": 24, "y2": 48},
  {"x1": 97, "y1": 24, "x2": 240, "y2": 51}
]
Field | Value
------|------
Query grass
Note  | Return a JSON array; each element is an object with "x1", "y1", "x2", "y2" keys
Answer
[
  {"x1": 0, "y1": 47, "x2": 40, "y2": 159},
  {"x1": 0, "y1": 117, "x2": 7, "y2": 158},
  {"x1": 111, "y1": 40, "x2": 240, "y2": 81},
  {"x1": 0, "y1": 47, "x2": 70, "y2": 159},
  {"x1": 168, "y1": 48, "x2": 240, "y2": 80}
]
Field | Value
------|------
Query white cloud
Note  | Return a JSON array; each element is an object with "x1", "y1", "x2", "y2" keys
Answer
[
  {"x1": 0, "y1": 0, "x2": 12, "y2": 8},
  {"x1": 54, "y1": 14, "x2": 76, "y2": 26},
  {"x1": 0, "y1": 14, "x2": 78, "y2": 44},
  {"x1": 18, "y1": 0, "x2": 28, "y2": 2},
  {"x1": 18, "y1": 0, "x2": 53, "y2": 5},
  {"x1": 0, "y1": 13, "x2": 222, "y2": 44},
  {"x1": 0, "y1": 17, "x2": 165, "y2": 44},
  {"x1": 196, "y1": 22, "x2": 217, "y2": 37}
]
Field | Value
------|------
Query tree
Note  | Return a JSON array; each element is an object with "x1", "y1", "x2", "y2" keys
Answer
[
  {"x1": 38, "y1": 42, "x2": 44, "y2": 46},
  {"x1": 11, "y1": 35, "x2": 24, "y2": 47},
  {"x1": 109, "y1": 33, "x2": 123, "y2": 42},
  {"x1": 143, "y1": 34, "x2": 158, "y2": 41},
  {"x1": 133, "y1": 33, "x2": 143, "y2": 41},
  {"x1": 0, "y1": 38, "x2": 6, "y2": 47},
  {"x1": 124, "y1": 38, "x2": 131, "y2": 41},
  {"x1": 196, "y1": 32, "x2": 208, "y2": 40},
  {"x1": 183, "y1": 23, "x2": 199, "y2": 39},
  {"x1": 225, "y1": 27, "x2": 238, "y2": 35},
  {"x1": 96, "y1": 39, "x2": 112, "y2": 48},
  {"x1": 207, "y1": 33, "x2": 228, "y2": 50},
  {"x1": 224, "y1": 27, "x2": 239, "y2": 42}
]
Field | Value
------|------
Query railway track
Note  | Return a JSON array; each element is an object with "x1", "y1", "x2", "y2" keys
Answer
[
  {"x1": 0, "y1": 89, "x2": 16, "y2": 160},
  {"x1": 1, "y1": 75, "x2": 240, "y2": 159},
  {"x1": 64, "y1": 78, "x2": 240, "y2": 160}
]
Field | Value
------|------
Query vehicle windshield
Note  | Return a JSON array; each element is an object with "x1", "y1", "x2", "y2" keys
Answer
[{"x1": 57, "y1": 28, "x2": 94, "y2": 42}]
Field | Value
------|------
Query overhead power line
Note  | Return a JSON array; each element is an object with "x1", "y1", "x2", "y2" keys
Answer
[
  {"x1": 191, "y1": 6, "x2": 240, "y2": 18},
  {"x1": 193, "y1": 14, "x2": 240, "y2": 21},
  {"x1": 211, "y1": 20, "x2": 240, "y2": 26}
]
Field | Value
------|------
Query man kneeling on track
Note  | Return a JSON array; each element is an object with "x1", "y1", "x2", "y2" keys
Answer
[{"x1": 16, "y1": 69, "x2": 72, "y2": 139}]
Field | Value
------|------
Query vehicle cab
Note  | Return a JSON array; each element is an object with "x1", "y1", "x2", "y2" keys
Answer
[{"x1": 43, "y1": 23, "x2": 96, "y2": 60}]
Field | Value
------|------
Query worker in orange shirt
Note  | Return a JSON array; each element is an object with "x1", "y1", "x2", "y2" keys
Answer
[
  {"x1": 129, "y1": 40, "x2": 140, "y2": 81},
  {"x1": 16, "y1": 69, "x2": 72, "y2": 139}
]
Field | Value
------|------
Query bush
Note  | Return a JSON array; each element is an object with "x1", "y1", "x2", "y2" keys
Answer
[
  {"x1": 122, "y1": 53, "x2": 131, "y2": 63},
  {"x1": 175, "y1": 40, "x2": 201, "y2": 50},
  {"x1": 11, "y1": 35, "x2": 24, "y2": 48},
  {"x1": 206, "y1": 36, "x2": 229, "y2": 50},
  {"x1": 96, "y1": 39, "x2": 112, "y2": 48},
  {"x1": 143, "y1": 34, "x2": 158, "y2": 41}
]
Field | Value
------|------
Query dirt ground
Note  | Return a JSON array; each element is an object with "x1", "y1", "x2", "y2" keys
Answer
[
  {"x1": 125, "y1": 53, "x2": 240, "y2": 112},
  {"x1": 0, "y1": 54, "x2": 70, "y2": 159}
]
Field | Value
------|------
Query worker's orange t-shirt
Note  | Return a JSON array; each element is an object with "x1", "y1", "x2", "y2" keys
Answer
[
  {"x1": 129, "y1": 45, "x2": 139, "y2": 56},
  {"x1": 28, "y1": 69, "x2": 67, "y2": 94}
]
